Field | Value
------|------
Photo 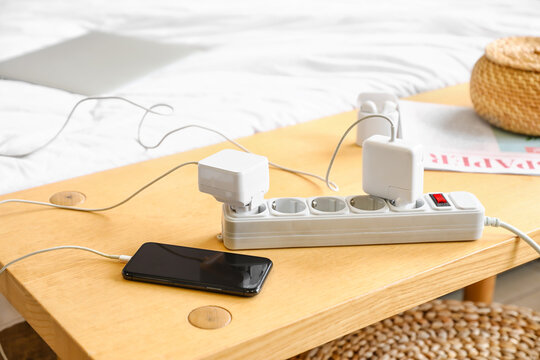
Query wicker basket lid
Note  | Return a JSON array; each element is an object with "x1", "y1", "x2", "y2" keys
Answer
[
  {"x1": 485, "y1": 37, "x2": 540, "y2": 72},
  {"x1": 470, "y1": 36, "x2": 540, "y2": 136}
]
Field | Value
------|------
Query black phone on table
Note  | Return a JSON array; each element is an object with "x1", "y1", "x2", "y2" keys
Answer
[{"x1": 122, "y1": 242, "x2": 272, "y2": 297}]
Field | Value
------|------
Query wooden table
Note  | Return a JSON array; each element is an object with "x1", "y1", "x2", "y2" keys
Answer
[{"x1": 1, "y1": 84, "x2": 538, "y2": 360}]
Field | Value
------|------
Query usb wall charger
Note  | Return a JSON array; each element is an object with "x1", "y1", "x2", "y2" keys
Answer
[
  {"x1": 198, "y1": 149, "x2": 269, "y2": 214},
  {"x1": 362, "y1": 135, "x2": 424, "y2": 209}
]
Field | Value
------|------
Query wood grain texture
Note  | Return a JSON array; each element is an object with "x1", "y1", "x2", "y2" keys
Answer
[{"x1": 0, "y1": 83, "x2": 538, "y2": 360}]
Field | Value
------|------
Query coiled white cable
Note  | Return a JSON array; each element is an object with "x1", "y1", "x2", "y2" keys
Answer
[
  {"x1": 484, "y1": 216, "x2": 540, "y2": 255},
  {"x1": 0, "y1": 245, "x2": 131, "y2": 276}
]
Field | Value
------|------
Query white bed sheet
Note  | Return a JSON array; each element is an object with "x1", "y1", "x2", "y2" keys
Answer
[{"x1": 0, "y1": 0, "x2": 539, "y2": 331}]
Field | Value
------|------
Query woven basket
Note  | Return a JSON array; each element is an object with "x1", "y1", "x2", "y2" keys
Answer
[
  {"x1": 470, "y1": 37, "x2": 540, "y2": 136},
  {"x1": 290, "y1": 300, "x2": 540, "y2": 360}
]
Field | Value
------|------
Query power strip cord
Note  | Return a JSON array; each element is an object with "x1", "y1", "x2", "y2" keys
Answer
[{"x1": 484, "y1": 216, "x2": 540, "y2": 255}]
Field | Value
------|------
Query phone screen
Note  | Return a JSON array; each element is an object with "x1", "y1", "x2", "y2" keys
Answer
[{"x1": 122, "y1": 242, "x2": 272, "y2": 296}]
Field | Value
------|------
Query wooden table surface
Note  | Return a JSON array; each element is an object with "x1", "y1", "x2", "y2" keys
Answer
[{"x1": 0, "y1": 84, "x2": 538, "y2": 360}]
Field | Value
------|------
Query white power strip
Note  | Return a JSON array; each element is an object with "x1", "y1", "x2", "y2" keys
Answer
[{"x1": 221, "y1": 192, "x2": 485, "y2": 250}]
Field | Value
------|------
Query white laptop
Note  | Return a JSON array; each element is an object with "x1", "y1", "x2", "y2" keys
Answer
[{"x1": 0, "y1": 32, "x2": 200, "y2": 95}]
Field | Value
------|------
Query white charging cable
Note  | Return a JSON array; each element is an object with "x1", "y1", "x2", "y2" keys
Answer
[
  {"x1": 0, "y1": 152, "x2": 335, "y2": 213},
  {"x1": 484, "y1": 216, "x2": 540, "y2": 254},
  {"x1": 3, "y1": 98, "x2": 381, "y2": 212},
  {"x1": 0, "y1": 97, "x2": 338, "y2": 191},
  {"x1": 0, "y1": 97, "x2": 173, "y2": 158},
  {"x1": 136, "y1": 106, "x2": 339, "y2": 191},
  {"x1": 0, "y1": 245, "x2": 131, "y2": 276},
  {"x1": 0, "y1": 161, "x2": 198, "y2": 211},
  {"x1": 324, "y1": 114, "x2": 396, "y2": 191}
]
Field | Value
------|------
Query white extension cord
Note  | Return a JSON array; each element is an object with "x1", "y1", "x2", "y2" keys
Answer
[{"x1": 484, "y1": 217, "x2": 540, "y2": 254}]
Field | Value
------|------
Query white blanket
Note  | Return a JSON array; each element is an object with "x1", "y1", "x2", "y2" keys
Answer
[
  {"x1": 2, "y1": 0, "x2": 539, "y2": 195},
  {"x1": 1, "y1": 0, "x2": 539, "y2": 330}
]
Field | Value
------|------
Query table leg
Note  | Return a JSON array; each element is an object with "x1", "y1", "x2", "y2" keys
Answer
[
  {"x1": 0, "y1": 322, "x2": 56, "y2": 359},
  {"x1": 463, "y1": 276, "x2": 496, "y2": 304}
]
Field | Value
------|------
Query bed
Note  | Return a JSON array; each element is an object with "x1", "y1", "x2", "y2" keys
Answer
[{"x1": 1, "y1": 0, "x2": 539, "y2": 334}]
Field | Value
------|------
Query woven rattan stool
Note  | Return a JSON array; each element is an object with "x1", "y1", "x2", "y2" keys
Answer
[
  {"x1": 470, "y1": 37, "x2": 540, "y2": 136},
  {"x1": 290, "y1": 300, "x2": 539, "y2": 360}
]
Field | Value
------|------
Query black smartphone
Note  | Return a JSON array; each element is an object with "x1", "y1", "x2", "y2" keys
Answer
[{"x1": 122, "y1": 242, "x2": 272, "y2": 297}]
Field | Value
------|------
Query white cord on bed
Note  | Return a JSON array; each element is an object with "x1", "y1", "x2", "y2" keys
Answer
[
  {"x1": 324, "y1": 114, "x2": 395, "y2": 191},
  {"x1": 1, "y1": 97, "x2": 338, "y2": 191},
  {"x1": 484, "y1": 216, "x2": 540, "y2": 255},
  {"x1": 0, "y1": 161, "x2": 198, "y2": 211},
  {"x1": 0, "y1": 97, "x2": 172, "y2": 158},
  {"x1": 0, "y1": 245, "x2": 132, "y2": 276}
]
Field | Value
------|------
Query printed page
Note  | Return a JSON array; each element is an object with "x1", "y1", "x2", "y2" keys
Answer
[{"x1": 399, "y1": 101, "x2": 540, "y2": 175}]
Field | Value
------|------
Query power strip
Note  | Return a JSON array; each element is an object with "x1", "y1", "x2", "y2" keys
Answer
[{"x1": 220, "y1": 192, "x2": 485, "y2": 250}]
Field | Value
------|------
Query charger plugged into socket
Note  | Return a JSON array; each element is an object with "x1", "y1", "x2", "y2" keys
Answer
[
  {"x1": 362, "y1": 135, "x2": 424, "y2": 209},
  {"x1": 198, "y1": 149, "x2": 269, "y2": 214},
  {"x1": 354, "y1": 92, "x2": 424, "y2": 209},
  {"x1": 198, "y1": 136, "x2": 424, "y2": 215}
]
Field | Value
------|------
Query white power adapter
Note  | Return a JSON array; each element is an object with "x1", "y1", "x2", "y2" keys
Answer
[
  {"x1": 198, "y1": 149, "x2": 269, "y2": 213},
  {"x1": 362, "y1": 135, "x2": 424, "y2": 208}
]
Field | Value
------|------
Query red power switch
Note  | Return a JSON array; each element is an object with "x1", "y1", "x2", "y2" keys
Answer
[{"x1": 430, "y1": 193, "x2": 450, "y2": 207}]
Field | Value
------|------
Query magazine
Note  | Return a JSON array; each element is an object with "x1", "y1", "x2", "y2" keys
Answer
[{"x1": 399, "y1": 101, "x2": 539, "y2": 175}]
